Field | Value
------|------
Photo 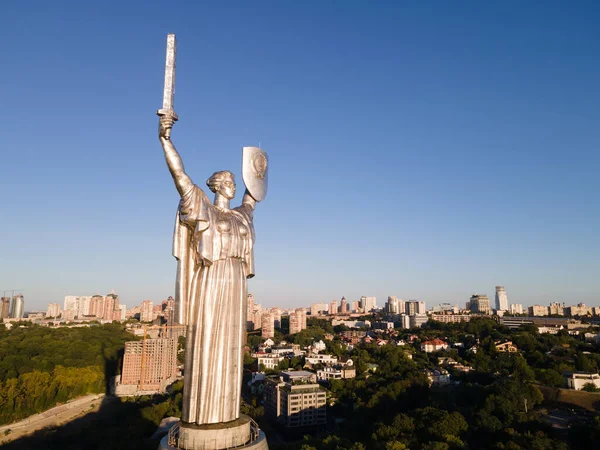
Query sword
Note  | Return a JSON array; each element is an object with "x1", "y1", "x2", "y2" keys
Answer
[{"x1": 157, "y1": 34, "x2": 178, "y2": 133}]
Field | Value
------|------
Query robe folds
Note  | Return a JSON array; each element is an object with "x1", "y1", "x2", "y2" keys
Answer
[{"x1": 172, "y1": 185, "x2": 255, "y2": 425}]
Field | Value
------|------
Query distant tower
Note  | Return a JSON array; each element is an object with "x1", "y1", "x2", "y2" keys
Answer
[
  {"x1": 0, "y1": 297, "x2": 11, "y2": 319},
  {"x1": 495, "y1": 286, "x2": 508, "y2": 311},
  {"x1": 339, "y1": 297, "x2": 348, "y2": 314},
  {"x1": 261, "y1": 312, "x2": 275, "y2": 338},
  {"x1": 10, "y1": 294, "x2": 25, "y2": 319},
  {"x1": 469, "y1": 294, "x2": 491, "y2": 315}
]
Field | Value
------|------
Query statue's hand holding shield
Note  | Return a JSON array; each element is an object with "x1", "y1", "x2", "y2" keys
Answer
[{"x1": 242, "y1": 147, "x2": 268, "y2": 202}]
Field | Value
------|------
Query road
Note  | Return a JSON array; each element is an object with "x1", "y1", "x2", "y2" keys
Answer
[{"x1": 0, "y1": 393, "x2": 109, "y2": 445}]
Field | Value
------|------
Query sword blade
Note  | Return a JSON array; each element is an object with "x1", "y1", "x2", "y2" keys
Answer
[{"x1": 162, "y1": 34, "x2": 177, "y2": 112}]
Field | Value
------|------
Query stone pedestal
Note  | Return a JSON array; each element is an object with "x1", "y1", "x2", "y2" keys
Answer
[{"x1": 158, "y1": 415, "x2": 268, "y2": 450}]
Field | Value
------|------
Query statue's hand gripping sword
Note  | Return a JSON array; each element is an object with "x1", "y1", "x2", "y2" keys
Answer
[{"x1": 157, "y1": 34, "x2": 178, "y2": 137}]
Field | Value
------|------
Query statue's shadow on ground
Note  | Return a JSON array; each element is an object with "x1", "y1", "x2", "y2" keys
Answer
[{"x1": 0, "y1": 395, "x2": 163, "y2": 450}]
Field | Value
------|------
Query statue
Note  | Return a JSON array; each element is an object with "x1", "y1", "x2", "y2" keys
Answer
[{"x1": 157, "y1": 34, "x2": 268, "y2": 450}]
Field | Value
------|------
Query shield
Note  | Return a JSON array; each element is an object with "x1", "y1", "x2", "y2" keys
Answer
[{"x1": 242, "y1": 146, "x2": 268, "y2": 202}]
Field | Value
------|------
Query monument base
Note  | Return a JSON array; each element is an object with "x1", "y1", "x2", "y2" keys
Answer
[{"x1": 158, "y1": 415, "x2": 268, "y2": 450}]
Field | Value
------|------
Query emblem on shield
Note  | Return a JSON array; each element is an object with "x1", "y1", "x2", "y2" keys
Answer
[{"x1": 242, "y1": 146, "x2": 268, "y2": 202}]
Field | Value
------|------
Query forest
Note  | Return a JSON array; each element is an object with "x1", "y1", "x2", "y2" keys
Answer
[{"x1": 0, "y1": 322, "x2": 135, "y2": 425}]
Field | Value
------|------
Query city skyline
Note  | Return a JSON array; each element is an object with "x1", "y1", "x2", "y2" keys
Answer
[{"x1": 2, "y1": 2, "x2": 599, "y2": 311}]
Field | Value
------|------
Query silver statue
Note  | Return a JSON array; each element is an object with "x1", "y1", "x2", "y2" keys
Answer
[{"x1": 157, "y1": 35, "x2": 268, "y2": 428}]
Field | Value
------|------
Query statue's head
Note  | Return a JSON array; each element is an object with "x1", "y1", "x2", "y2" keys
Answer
[{"x1": 207, "y1": 170, "x2": 236, "y2": 199}]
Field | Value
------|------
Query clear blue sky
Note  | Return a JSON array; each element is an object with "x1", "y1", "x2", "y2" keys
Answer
[{"x1": 1, "y1": 1, "x2": 599, "y2": 311}]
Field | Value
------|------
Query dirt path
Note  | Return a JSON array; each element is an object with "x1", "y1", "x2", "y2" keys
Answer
[{"x1": 0, "y1": 393, "x2": 109, "y2": 445}]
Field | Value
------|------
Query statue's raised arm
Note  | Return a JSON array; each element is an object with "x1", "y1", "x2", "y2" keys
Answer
[{"x1": 158, "y1": 115, "x2": 194, "y2": 197}]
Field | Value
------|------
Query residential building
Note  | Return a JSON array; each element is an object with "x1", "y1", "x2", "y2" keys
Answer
[
  {"x1": 89, "y1": 295, "x2": 105, "y2": 318},
  {"x1": 421, "y1": 339, "x2": 448, "y2": 353},
  {"x1": 528, "y1": 305, "x2": 549, "y2": 317},
  {"x1": 565, "y1": 372, "x2": 600, "y2": 390},
  {"x1": 62, "y1": 309, "x2": 75, "y2": 321},
  {"x1": 372, "y1": 321, "x2": 394, "y2": 330},
  {"x1": 360, "y1": 296, "x2": 377, "y2": 313},
  {"x1": 549, "y1": 302, "x2": 564, "y2": 316},
  {"x1": 258, "y1": 354, "x2": 285, "y2": 371},
  {"x1": 409, "y1": 314, "x2": 428, "y2": 328},
  {"x1": 10, "y1": 295, "x2": 25, "y2": 319},
  {"x1": 565, "y1": 303, "x2": 592, "y2": 317},
  {"x1": 385, "y1": 296, "x2": 403, "y2": 314},
  {"x1": 316, "y1": 362, "x2": 356, "y2": 381},
  {"x1": 400, "y1": 314, "x2": 411, "y2": 330},
  {"x1": 305, "y1": 354, "x2": 338, "y2": 366},
  {"x1": 264, "y1": 371, "x2": 326, "y2": 428},
  {"x1": 310, "y1": 303, "x2": 328, "y2": 317},
  {"x1": 430, "y1": 303, "x2": 458, "y2": 314},
  {"x1": 1, "y1": 297, "x2": 10, "y2": 319},
  {"x1": 339, "y1": 297, "x2": 348, "y2": 314},
  {"x1": 469, "y1": 295, "x2": 491, "y2": 315},
  {"x1": 328, "y1": 301, "x2": 338, "y2": 316},
  {"x1": 262, "y1": 313, "x2": 275, "y2": 339},
  {"x1": 331, "y1": 319, "x2": 371, "y2": 329},
  {"x1": 430, "y1": 313, "x2": 471, "y2": 323},
  {"x1": 495, "y1": 341, "x2": 518, "y2": 353},
  {"x1": 271, "y1": 308, "x2": 282, "y2": 329},
  {"x1": 495, "y1": 286, "x2": 508, "y2": 311},
  {"x1": 405, "y1": 300, "x2": 426, "y2": 315},
  {"x1": 46, "y1": 303, "x2": 61, "y2": 318},
  {"x1": 118, "y1": 338, "x2": 178, "y2": 393},
  {"x1": 289, "y1": 311, "x2": 300, "y2": 335},
  {"x1": 509, "y1": 303, "x2": 523, "y2": 315},
  {"x1": 140, "y1": 300, "x2": 154, "y2": 322},
  {"x1": 350, "y1": 301, "x2": 359, "y2": 313},
  {"x1": 103, "y1": 294, "x2": 120, "y2": 322}
]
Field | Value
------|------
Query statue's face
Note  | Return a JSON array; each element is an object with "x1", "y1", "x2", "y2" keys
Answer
[{"x1": 220, "y1": 179, "x2": 236, "y2": 199}]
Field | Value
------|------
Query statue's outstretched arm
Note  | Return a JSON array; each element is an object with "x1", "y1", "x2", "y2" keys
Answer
[
  {"x1": 242, "y1": 190, "x2": 257, "y2": 211},
  {"x1": 158, "y1": 115, "x2": 194, "y2": 197}
]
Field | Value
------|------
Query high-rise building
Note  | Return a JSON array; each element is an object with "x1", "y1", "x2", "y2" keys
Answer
[
  {"x1": 103, "y1": 294, "x2": 120, "y2": 322},
  {"x1": 1, "y1": 297, "x2": 11, "y2": 319},
  {"x1": 404, "y1": 300, "x2": 425, "y2": 316},
  {"x1": 262, "y1": 313, "x2": 275, "y2": 338},
  {"x1": 528, "y1": 305, "x2": 549, "y2": 316},
  {"x1": 289, "y1": 311, "x2": 301, "y2": 335},
  {"x1": 264, "y1": 371, "x2": 326, "y2": 428},
  {"x1": 549, "y1": 302, "x2": 564, "y2": 316},
  {"x1": 296, "y1": 308, "x2": 306, "y2": 330},
  {"x1": 141, "y1": 300, "x2": 154, "y2": 322},
  {"x1": 10, "y1": 294, "x2": 25, "y2": 319},
  {"x1": 385, "y1": 296, "x2": 402, "y2": 314},
  {"x1": 118, "y1": 304, "x2": 127, "y2": 321},
  {"x1": 469, "y1": 295, "x2": 491, "y2": 315},
  {"x1": 329, "y1": 301, "x2": 338, "y2": 316},
  {"x1": 120, "y1": 338, "x2": 178, "y2": 389},
  {"x1": 89, "y1": 295, "x2": 105, "y2": 318},
  {"x1": 509, "y1": 303, "x2": 523, "y2": 315},
  {"x1": 63, "y1": 296, "x2": 92, "y2": 318},
  {"x1": 310, "y1": 303, "x2": 328, "y2": 316},
  {"x1": 10, "y1": 295, "x2": 25, "y2": 319},
  {"x1": 339, "y1": 297, "x2": 348, "y2": 314},
  {"x1": 495, "y1": 286, "x2": 508, "y2": 311},
  {"x1": 62, "y1": 309, "x2": 75, "y2": 321},
  {"x1": 47, "y1": 303, "x2": 61, "y2": 318},
  {"x1": 360, "y1": 296, "x2": 377, "y2": 313},
  {"x1": 271, "y1": 308, "x2": 282, "y2": 329},
  {"x1": 351, "y1": 301, "x2": 359, "y2": 313}
]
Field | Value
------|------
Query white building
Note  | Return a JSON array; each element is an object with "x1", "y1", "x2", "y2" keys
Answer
[
  {"x1": 509, "y1": 303, "x2": 523, "y2": 315},
  {"x1": 258, "y1": 354, "x2": 285, "y2": 371},
  {"x1": 385, "y1": 296, "x2": 403, "y2": 314},
  {"x1": 305, "y1": 354, "x2": 338, "y2": 366},
  {"x1": 140, "y1": 300, "x2": 155, "y2": 322},
  {"x1": 46, "y1": 303, "x2": 61, "y2": 318},
  {"x1": 565, "y1": 372, "x2": 600, "y2": 390},
  {"x1": 495, "y1": 286, "x2": 508, "y2": 311},
  {"x1": 360, "y1": 296, "x2": 377, "y2": 313},
  {"x1": 63, "y1": 296, "x2": 92, "y2": 318}
]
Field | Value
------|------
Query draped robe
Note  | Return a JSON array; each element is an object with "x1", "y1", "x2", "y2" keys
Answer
[{"x1": 172, "y1": 185, "x2": 255, "y2": 424}]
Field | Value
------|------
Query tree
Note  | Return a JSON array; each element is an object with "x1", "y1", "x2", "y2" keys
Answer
[{"x1": 581, "y1": 382, "x2": 600, "y2": 392}]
